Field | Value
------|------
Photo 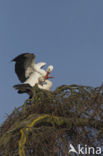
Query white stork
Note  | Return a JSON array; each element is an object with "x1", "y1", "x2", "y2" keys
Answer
[{"x1": 12, "y1": 53, "x2": 54, "y2": 91}]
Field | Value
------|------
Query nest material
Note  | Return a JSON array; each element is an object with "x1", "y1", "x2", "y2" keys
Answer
[{"x1": 0, "y1": 84, "x2": 103, "y2": 156}]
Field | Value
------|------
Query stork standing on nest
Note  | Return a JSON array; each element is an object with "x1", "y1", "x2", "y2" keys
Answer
[{"x1": 12, "y1": 53, "x2": 54, "y2": 91}]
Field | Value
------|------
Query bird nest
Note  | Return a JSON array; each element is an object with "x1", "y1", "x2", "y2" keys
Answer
[{"x1": 0, "y1": 84, "x2": 103, "y2": 156}]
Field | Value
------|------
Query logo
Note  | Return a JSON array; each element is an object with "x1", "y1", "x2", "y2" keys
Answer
[
  {"x1": 69, "y1": 144, "x2": 78, "y2": 154},
  {"x1": 69, "y1": 144, "x2": 102, "y2": 155}
]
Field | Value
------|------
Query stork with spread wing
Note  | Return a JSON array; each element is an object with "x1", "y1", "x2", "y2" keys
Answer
[{"x1": 12, "y1": 53, "x2": 54, "y2": 91}]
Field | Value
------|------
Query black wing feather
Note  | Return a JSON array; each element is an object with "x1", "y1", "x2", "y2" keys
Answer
[
  {"x1": 13, "y1": 84, "x2": 33, "y2": 98},
  {"x1": 12, "y1": 53, "x2": 35, "y2": 82}
]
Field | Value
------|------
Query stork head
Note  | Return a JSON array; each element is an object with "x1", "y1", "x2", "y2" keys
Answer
[
  {"x1": 46, "y1": 65, "x2": 53, "y2": 72},
  {"x1": 44, "y1": 65, "x2": 54, "y2": 80}
]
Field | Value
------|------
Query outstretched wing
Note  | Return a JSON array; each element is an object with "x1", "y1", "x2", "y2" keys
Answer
[{"x1": 12, "y1": 53, "x2": 36, "y2": 82}]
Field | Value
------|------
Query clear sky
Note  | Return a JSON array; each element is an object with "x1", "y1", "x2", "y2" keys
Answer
[{"x1": 0, "y1": 0, "x2": 103, "y2": 124}]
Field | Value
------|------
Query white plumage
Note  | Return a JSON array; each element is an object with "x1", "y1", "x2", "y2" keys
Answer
[
  {"x1": 24, "y1": 62, "x2": 53, "y2": 90},
  {"x1": 12, "y1": 53, "x2": 54, "y2": 91}
]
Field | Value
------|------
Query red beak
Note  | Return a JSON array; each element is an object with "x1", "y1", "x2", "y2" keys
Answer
[
  {"x1": 47, "y1": 76, "x2": 54, "y2": 79},
  {"x1": 44, "y1": 71, "x2": 54, "y2": 80}
]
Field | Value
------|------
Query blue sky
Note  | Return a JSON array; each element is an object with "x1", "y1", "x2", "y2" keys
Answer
[{"x1": 0, "y1": 0, "x2": 103, "y2": 124}]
